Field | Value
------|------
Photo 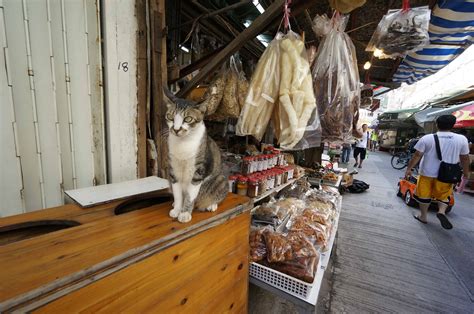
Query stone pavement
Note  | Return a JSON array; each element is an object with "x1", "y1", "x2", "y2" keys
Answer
[{"x1": 330, "y1": 152, "x2": 474, "y2": 313}]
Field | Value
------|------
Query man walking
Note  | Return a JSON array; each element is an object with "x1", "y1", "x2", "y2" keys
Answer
[
  {"x1": 405, "y1": 115, "x2": 470, "y2": 229},
  {"x1": 354, "y1": 124, "x2": 370, "y2": 168}
]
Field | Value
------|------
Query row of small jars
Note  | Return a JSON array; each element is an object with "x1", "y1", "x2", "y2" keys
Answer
[
  {"x1": 241, "y1": 153, "x2": 286, "y2": 175},
  {"x1": 229, "y1": 166, "x2": 295, "y2": 198}
]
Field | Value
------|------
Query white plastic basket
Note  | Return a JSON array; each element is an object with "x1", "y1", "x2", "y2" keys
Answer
[{"x1": 249, "y1": 261, "x2": 317, "y2": 300}]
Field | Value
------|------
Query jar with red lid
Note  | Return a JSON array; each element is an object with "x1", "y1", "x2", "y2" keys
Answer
[
  {"x1": 262, "y1": 155, "x2": 268, "y2": 171},
  {"x1": 228, "y1": 175, "x2": 238, "y2": 193},
  {"x1": 281, "y1": 167, "x2": 288, "y2": 183},
  {"x1": 236, "y1": 176, "x2": 248, "y2": 196},
  {"x1": 256, "y1": 156, "x2": 262, "y2": 172},
  {"x1": 247, "y1": 177, "x2": 259, "y2": 198},
  {"x1": 249, "y1": 156, "x2": 256, "y2": 173},
  {"x1": 242, "y1": 157, "x2": 251, "y2": 175}
]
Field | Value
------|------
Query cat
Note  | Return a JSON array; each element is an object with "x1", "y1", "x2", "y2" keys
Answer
[{"x1": 163, "y1": 88, "x2": 228, "y2": 223}]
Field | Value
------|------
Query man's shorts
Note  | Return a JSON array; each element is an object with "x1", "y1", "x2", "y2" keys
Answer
[
  {"x1": 353, "y1": 147, "x2": 367, "y2": 160},
  {"x1": 414, "y1": 175, "x2": 453, "y2": 204}
]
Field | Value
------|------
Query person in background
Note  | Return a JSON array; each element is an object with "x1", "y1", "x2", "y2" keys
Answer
[
  {"x1": 341, "y1": 142, "x2": 352, "y2": 164},
  {"x1": 456, "y1": 129, "x2": 473, "y2": 193},
  {"x1": 369, "y1": 130, "x2": 378, "y2": 151},
  {"x1": 407, "y1": 132, "x2": 425, "y2": 154},
  {"x1": 405, "y1": 115, "x2": 470, "y2": 230},
  {"x1": 354, "y1": 124, "x2": 370, "y2": 169}
]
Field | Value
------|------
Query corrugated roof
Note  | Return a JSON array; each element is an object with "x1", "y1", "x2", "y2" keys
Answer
[{"x1": 393, "y1": 0, "x2": 474, "y2": 84}]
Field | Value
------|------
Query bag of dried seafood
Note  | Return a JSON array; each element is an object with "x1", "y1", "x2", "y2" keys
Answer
[
  {"x1": 366, "y1": 5, "x2": 430, "y2": 59},
  {"x1": 312, "y1": 14, "x2": 360, "y2": 143}
]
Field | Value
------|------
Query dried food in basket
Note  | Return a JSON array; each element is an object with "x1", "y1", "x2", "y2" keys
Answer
[
  {"x1": 273, "y1": 197, "x2": 306, "y2": 214},
  {"x1": 253, "y1": 204, "x2": 283, "y2": 226},
  {"x1": 301, "y1": 208, "x2": 331, "y2": 226},
  {"x1": 272, "y1": 255, "x2": 319, "y2": 283},
  {"x1": 264, "y1": 230, "x2": 317, "y2": 263},
  {"x1": 322, "y1": 172, "x2": 339, "y2": 182},
  {"x1": 288, "y1": 217, "x2": 329, "y2": 249},
  {"x1": 249, "y1": 227, "x2": 270, "y2": 262},
  {"x1": 277, "y1": 180, "x2": 312, "y2": 199}
]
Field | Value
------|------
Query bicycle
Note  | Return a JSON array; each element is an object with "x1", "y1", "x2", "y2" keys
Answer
[{"x1": 391, "y1": 150, "x2": 417, "y2": 170}]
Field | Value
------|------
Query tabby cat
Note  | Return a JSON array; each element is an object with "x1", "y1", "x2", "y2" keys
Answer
[{"x1": 164, "y1": 89, "x2": 228, "y2": 223}]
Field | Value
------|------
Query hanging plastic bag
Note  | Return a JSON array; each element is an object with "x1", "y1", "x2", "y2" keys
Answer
[
  {"x1": 366, "y1": 5, "x2": 430, "y2": 59},
  {"x1": 219, "y1": 55, "x2": 241, "y2": 118},
  {"x1": 236, "y1": 36, "x2": 281, "y2": 141},
  {"x1": 276, "y1": 31, "x2": 321, "y2": 150},
  {"x1": 201, "y1": 65, "x2": 226, "y2": 116},
  {"x1": 312, "y1": 13, "x2": 360, "y2": 143}
]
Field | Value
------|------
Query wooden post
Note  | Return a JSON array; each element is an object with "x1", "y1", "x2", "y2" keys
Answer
[
  {"x1": 136, "y1": 0, "x2": 147, "y2": 178},
  {"x1": 177, "y1": 0, "x2": 285, "y2": 98},
  {"x1": 150, "y1": 0, "x2": 168, "y2": 178}
]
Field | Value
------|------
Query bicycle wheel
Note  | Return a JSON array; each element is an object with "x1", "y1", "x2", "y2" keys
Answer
[{"x1": 391, "y1": 153, "x2": 407, "y2": 170}]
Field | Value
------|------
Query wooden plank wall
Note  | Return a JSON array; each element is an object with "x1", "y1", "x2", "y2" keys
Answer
[{"x1": 0, "y1": 0, "x2": 105, "y2": 216}]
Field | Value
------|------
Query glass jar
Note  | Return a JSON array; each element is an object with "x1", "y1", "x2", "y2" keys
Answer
[
  {"x1": 242, "y1": 157, "x2": 251, "y2": 175},
  {"x1": 281, "y1": 167, "x2": 288, "y2": 183},
  {"x1": 236, "y1": 176, "x2": 248, "y2": 196},
  {"x1": 249, "y1": 156, "x2": 256, "y2": 173},
  {"x1": 257, "y1": 156, "x2": 263, "y2": 172},
  {"x1": 259, "y1": 173, "x2": 267, "y2": 192},
  {"x1": 287, "y1": 166, "x2": 295, "y2": 180},
  {"x1": 275, "y1": 170, "x2": 282, "y2": 187},
  {"x1": 266, "y1": 171, "x2": 274, "y2": 190},
  {"x1": 247, "y1": 177, "x2": 259, "y2": 198},
  {"x1": 228, "y1": 175, "x2": 238, "y2": 193},
  {"x1": 261, "y1": 155, "x2": 267, "y2": 171}
]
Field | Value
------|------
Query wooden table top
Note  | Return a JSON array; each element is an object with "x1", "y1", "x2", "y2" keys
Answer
[{"x1": 0, "y1": 193, "x2": 251, "y2": 310}]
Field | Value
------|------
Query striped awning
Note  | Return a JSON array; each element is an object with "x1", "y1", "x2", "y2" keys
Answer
[{"x1": 393, "y1": 1, "x2": 474, "y2": 84}]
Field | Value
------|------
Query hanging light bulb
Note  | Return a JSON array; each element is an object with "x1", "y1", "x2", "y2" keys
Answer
[
  {"x1": 363, "y1": 61, "x2": 372, "y2": 70},
  {"x1": 373, "y1": 49, "x2": 383, "y2": 58}
]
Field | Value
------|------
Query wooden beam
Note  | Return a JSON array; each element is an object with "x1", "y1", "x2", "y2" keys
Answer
[
  {"x1": 190, "y1": 0, "x2": 265, "y2": 55},
  {"x1": 136, "y1": 0, "x2": 147, "y2": 178},
  {"x1": 168, "y1": 45, "x2": 225, "y2": 84},
  {"x1": 177, "y1": 0, "x2": 285, "y2": 97},
  {"x1": 171, "y1": 0, "x2": 253, "y2": 31},
  {"x1": 150, "y1": 0, "x2": 168, "y2": 177}
]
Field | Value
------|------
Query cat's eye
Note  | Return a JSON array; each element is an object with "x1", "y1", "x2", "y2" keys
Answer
[
  {"x1": 184, "y1": 116, "x2": 194, "y2": 123},
  {"x1": 166, "y1": 113, "x2": 174, "y2": 121}
]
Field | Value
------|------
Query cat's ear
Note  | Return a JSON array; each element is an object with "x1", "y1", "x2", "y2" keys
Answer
[
  {"x1": 163, "y1": 87, "x2": 177, "y2": 110},
  {"x1": 197, "y1": 100, "x2": 208, "y2": 115}
]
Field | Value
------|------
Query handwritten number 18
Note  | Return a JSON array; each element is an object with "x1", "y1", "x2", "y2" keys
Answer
[{"x1": 118, "y1": 62, "x2": 129, "y2": 72}]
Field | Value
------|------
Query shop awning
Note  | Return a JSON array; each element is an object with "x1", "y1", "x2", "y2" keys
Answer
[
  {"x1": 378, "y1": 107, "x2": 422, "y2": 121},
  {"x1": 393, "y1": 1, "x2": 474, "y2": 85},
  {"x1": 426, "y1": 101, "x2": 474, "y2": 118},
  {"x1": 453, "y1": 103, "x2": 474, "y2": 128}
]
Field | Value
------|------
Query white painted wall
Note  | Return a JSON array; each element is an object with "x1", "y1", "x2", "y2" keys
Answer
[
  {"x1": 102, "y1": 0, "x2": 139, "y2": 183},
  {"x1": 0, "y1": 0, "x2": 105, "y2": 216}
]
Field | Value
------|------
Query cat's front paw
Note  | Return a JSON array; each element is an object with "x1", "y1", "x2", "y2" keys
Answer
[
  {"x1": 169, "y1": 208, "x2": 180, "y2": 218},
  {"x1": 178, "y1": 212, "x2": 192, "y2": 223},
  {"x1": 206, "y1": 204, "x2": 218, "y2": 212}
]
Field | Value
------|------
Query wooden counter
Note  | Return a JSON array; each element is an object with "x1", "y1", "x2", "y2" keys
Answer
[{"x1": 0, "y1": 193, "x2": 252, "y2": 313}]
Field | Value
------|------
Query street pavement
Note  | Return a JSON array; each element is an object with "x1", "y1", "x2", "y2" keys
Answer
[{"x1": 330, "y1": 151, "x2": 474, "y2": 313}]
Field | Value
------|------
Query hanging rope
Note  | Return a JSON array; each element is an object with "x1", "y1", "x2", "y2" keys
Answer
[
  {"x1": 283, "y1": 0, "x2": 292, "y2": 31},
  {"x1": 402, "y1": 0, "x2": 410, "y2": 12}
]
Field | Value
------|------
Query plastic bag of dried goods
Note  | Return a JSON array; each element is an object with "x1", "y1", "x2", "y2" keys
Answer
[
  {"x1": 236, "y1": 35, "x2": 281, "y2": 141},
  {"x1": 249, "y1": 226, "x2": 272, "y2": 262},
  {"x1": 201, "y1": 66, "x2": 226, "y2": 116},
  {"x1": 277, "y1": 31, "x2": 321, "y2": 150},
  {"x1": 312, "y1": 13, "x2": 360, "y2": 143},
  {"x1": 366, "y1": 5, "x2": 430, "y2": 59}
]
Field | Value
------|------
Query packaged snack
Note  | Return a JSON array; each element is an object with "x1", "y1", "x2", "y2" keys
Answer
[{"x1": 249, "y1": 227, "x2": 270, "y2": 262}]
